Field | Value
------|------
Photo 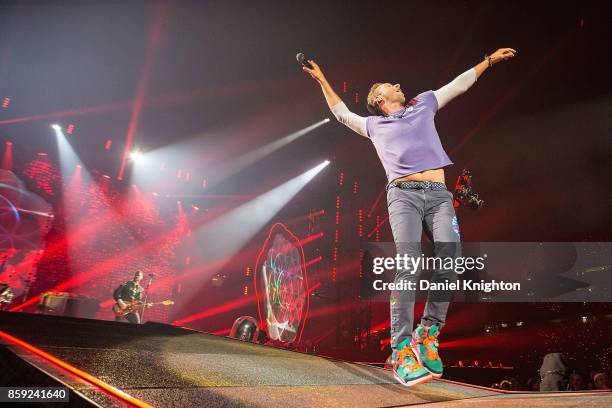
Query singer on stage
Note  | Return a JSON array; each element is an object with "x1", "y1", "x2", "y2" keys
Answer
[{"x1": 303, "y1": 48, "x2": 516, "y2": 386}]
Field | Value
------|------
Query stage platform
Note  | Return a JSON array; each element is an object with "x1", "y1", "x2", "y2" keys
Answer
[{"x1": 0, "y1": 311, "x2": 610, "y2": 407}]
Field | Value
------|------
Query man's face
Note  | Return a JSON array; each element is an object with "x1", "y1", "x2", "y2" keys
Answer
[
  {"x1": 374, "y1": 83, "x2": 405, "y2": 109},
  {"x1": 134, "y1": 272, "x2": 143, "y2": 283}
]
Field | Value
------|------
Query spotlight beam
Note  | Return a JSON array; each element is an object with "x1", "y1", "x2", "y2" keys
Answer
[
  {"x1": 193, "y1": 161, "x2": 330, "y2": 277},
  {"x1": 117, "y1": 1, "x2": 166, "y2": 181},
  {"x1": 206, "y1": 119, "x2": 330, "y2": 186}
]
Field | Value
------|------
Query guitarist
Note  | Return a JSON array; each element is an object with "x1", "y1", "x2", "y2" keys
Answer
[{"x1": 113, "y1": 270, "x2": 145, "y2": 324}]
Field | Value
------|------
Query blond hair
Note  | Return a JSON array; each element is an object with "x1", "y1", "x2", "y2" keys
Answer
[{"x1": 366, "y1": 82, "x2": 384, "y2": 115}]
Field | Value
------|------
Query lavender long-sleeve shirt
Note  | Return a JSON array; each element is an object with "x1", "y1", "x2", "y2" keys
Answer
[
  {"x1": 330, "y1": 68, "x2": 477, "y2": 185},
  {"x1": 365, "y1": 90, "x2": 452, "y2": 183}
]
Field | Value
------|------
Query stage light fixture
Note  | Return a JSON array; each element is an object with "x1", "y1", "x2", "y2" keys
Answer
[
  {"x1": 129, "y1": 150, "x2": 144, "y2": 163},
  {"x1": 51, "y1": 124, "x2": 61, "y2": 131}
]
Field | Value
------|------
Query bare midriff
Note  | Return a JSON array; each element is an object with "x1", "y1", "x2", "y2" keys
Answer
[{"x1": 394, "y1": 168, "x2": 446, "y2": 184}]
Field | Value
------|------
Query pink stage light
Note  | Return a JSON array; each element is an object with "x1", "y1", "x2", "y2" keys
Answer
[
  {"x1": 367, "y1": 187, "x2": 385, "y2": 218},
  {"x1": 172, "y1": 295, "x2": 256, "y2": 326},
  {"x1": 304, "y1": 256, "x2": 322, "y2": 268},
  {"x1": 298, "y1": 232, "x2": 324, "y2": 246},
  {"x1": 2, "y1": 141, "x2": 13, "y2": 170}
]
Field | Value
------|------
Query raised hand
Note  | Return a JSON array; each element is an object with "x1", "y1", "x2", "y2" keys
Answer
[
  {"x1": 490, "y1": 48, "x2": 517, "y2": 64},
  {"x1": 302, "y1": 60, "x2": 327, "y2": 84}
]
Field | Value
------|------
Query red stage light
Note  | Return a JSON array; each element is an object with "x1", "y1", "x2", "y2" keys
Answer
[
  {"x1": 2, "y1": 140, "x2": 12, "y2": 170},
  {"x1": 298, "y1": 232, "x2": 324, "y2": 246},
  {"x1": 172, "y1": 295, "x2": 256, "y2": 325},
  {"x1": 105, "y1": 139, "x2": 112, "y2": 150},
  {"x1": 2, "y1": 97, "x2": 10, "y2": 108},
  {"x1": 304, "y1": 256, "x2": 322, "y2": 268},
  {"x1": 0, "y1": 330, "x2": 154, "y2": 408},
  {"x1": 367, "y1": 214, "x2": 389, "y2": 239},
  {"x1": 367, "y1": 187, "x2": 386, "y2": 218}
]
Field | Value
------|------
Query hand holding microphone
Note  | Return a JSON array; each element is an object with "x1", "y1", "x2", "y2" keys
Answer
[
  {"x1": 297, "y1": 52, "x2": 326, "y2": 84},
  {"x1": 296, "y1": 52, "x2": 313, "y2": 69}
]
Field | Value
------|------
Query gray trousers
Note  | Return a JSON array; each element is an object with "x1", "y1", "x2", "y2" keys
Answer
[{"x1": 387, "y1": 186, "x2": 461, "y2": 350}]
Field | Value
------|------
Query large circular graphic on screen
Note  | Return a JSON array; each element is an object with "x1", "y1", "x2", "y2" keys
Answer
[{"x1": 255, "y1": 223, "x2": 309, "y2": 343}]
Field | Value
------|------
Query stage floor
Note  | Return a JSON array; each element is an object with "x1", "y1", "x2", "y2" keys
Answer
[{"x1": 0, "y1": 312, "x2": 610, "y2": 407}]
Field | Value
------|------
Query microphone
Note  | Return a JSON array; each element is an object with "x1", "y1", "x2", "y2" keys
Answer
[{"x1": 296, "y1": 53, "x2": 313, "y2": 69}]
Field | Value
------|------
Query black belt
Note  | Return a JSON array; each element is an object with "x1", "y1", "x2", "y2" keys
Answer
[{"x1": 388, "y1": 180, "x2": 447, "y2": 191}]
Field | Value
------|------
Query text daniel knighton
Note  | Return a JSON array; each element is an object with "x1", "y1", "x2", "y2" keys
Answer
[{"x1": 373, "y1": 279, "x2": 521, "y2": 292}]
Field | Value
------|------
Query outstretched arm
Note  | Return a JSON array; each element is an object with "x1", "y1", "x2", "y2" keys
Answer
[
  {"x1": 434, "y1": 48, "x2": 516, "y2": 110},
  {"x1": 303, "y1": 60, "x2": 368, "y2": 137}
]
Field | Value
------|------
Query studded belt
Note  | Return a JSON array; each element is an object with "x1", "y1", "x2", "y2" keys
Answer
[{"x1": 388, "y1": 180, "x2": 447, "y2": 191}]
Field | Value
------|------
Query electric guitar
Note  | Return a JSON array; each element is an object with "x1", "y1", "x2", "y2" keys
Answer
[{"x1": 112, "y1": 299, "x2": 174, "y2": 317}]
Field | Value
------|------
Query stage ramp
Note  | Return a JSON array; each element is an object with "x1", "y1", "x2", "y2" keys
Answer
[{"x1": 0, "y1": 312, "x2": 609, "y2": 407}]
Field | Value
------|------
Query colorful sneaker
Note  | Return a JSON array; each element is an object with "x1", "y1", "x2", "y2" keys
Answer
[
  {"x1": 411, "y1": 324, "x2": 443, "y2": 378},
  {"x1": 392, "y1": 338, "x2": 432, "y2": 386}
]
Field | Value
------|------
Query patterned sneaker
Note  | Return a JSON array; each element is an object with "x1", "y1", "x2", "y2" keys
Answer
[
  {"x1": 392, "y1": 338, "x2": 433, "y2": 386},
  {"x1": 411, "y1": 324, "x2": 443, "y2": 378}
]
